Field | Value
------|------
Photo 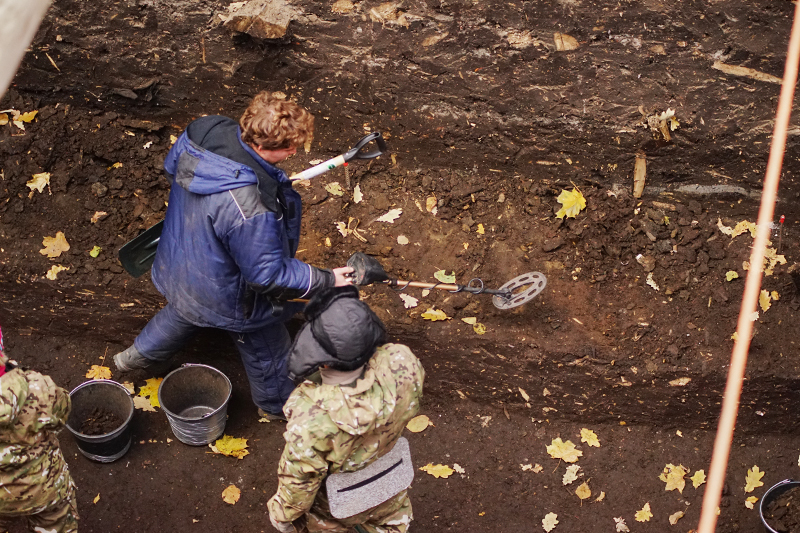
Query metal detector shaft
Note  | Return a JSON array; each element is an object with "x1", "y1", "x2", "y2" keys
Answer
[{"x1": 385, "y1": 279, "x2": 511, "y2": 298}]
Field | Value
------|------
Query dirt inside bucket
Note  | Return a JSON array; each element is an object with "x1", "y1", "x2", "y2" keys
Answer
[
  {"x1": 764, "y1": 487, "x2": 800, "y2": 533},
  {"x1": 79, "y1": 407, "x2": 124, "y2": 436}
]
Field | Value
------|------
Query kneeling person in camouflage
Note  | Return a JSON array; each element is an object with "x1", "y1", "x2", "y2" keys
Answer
[
  {"x1": 0, "y1": 326, "x2": 79, "y2": 533},
  {"x1": 267, "y1": 286, "x2": 425, "y2": 533}
]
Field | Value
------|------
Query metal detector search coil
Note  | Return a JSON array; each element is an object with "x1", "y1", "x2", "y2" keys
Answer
[{"x1": 492, "y1": 272, "x2": 547, "y2": 310}]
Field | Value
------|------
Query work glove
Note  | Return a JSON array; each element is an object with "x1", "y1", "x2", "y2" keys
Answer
[{"x1": 270, "y1": 514, "x2": 295, "y2": 533}]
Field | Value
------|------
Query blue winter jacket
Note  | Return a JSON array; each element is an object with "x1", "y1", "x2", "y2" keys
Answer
[{"x1": 151, "y1": 115, "x2": 331, "y2": 332}]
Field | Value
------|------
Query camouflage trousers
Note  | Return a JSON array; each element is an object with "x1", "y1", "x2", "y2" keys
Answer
[
  {"x1": 0, "y1": 488, "x2": 78, "y2": 533},
  {"x1": 296, "y1": 490, "x2": 412, "y2": 533}
]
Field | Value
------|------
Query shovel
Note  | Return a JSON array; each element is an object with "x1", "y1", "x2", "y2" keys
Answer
[{"x1": 118, "y1": 133, "x2": 388, "y2": 277}]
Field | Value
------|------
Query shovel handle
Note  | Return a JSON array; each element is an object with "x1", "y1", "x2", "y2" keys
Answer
[{"x1": 289, "y1": 133, "x2": 387, "y2": 182}]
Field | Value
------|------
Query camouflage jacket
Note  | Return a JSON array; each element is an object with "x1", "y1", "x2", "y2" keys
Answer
[
  {"x1": 0, "y1": 369, "x2": 74, "y2": 515},
  {"x1": 268, "y1": 343, "x2": 425, "y2": 523}
]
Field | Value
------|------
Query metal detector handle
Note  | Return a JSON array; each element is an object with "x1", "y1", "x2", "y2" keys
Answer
[{"x1": 290, "y1": 133, "x2": 387, "y2": 182}]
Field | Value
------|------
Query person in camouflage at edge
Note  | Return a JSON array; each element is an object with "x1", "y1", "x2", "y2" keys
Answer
[
  {"x1": 267, "y1": 286, "x2": 425, "y2": 533},
  {"x1": 0, "y1": 326, "x2": 79, "y2": 533}
]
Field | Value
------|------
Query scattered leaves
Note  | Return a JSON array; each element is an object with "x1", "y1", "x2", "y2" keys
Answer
[
  {"x1": 221, "y1": 484, "x2": 241, "y2": 505},
  {"x1": 759, "y1": 290, "x2": 772, "y2": 312},
  {"x1": 453, "y1": 463, "x2": 465, "y2": 474},
  {"x1": 635, "y1": 502, "x2": 653, "y2": 522},
  {"x1": 133, "y1": 395, "x2": 157, "y2": 412},
  {"x1": 691, "y1": 469, "x2": 706, "y2": 488},
  {"x1": 717, "y1": 218, "x2": 757, "y2": 239},
  {"x1": 461, "y1": 317, "x2": 477, "y2": 325},
  {"x1": 553, "y1": 32, "x2": 578, "y2": 51},
  {"x1": 659, "y1": 464, "x2": 688, "y2": 493},
  {"x1": 325, "y1": 182, "x2": 345, "y2": 196},
  {"x1": 93, "y1": 494, "x2": 100, "y2": 504},
  {"x1": 19, "y1": 110, "x2": 38, "y2": 123},
  {"x1": 575, "y1": 482, "x2": 591, "y2": 500},
  {"x1": 726, "y1": 271, "x2": 739, "y2": 281},
  {"x1": 421, "y1": 308, "x2": 450, "y2": 321},
  {"x1": 40, "y1": 232, "x2": 70, "y2": 258},
  {"x1": 89, "y1": 246, "x2": 102, "y2": 258},
  {"x1": 580, "y1": 428, "x2": 600, "y2": 447},
  {"x1": 562, "y1": 464, "x2": 581, "y2": 485},
  {"x1": 210, "y1": 435, "x2": 250, "y2": 459},
  {"x1": 744, "y1": 465, "x2": 765, "y2": 493},
  {"x1": 27, "y1": 173, "x2": 51, "y2": 193},
  {"x1": 433, "y1": 270, "x2": 456, "y2": 283},
  {"x1": 668, "y1": 511, "x2": 684, "y2": 525},
  {"x1": 594, "y1": 491, "x2": 605, "y2": 502},
  {"x1": 406, "y1": 415, "x2": 433, "y2": 433},
  {"x1": 86, "y1": 365, "x2": 112, "y2": 380},
  {"x1": 614, "y1": 517, "x2": 630, "y2": 532},
  {"x1": 121, "y1": 382, "x2": 135, "y2": 394},
  {"x1": 138, "y1": 377, "x2": 163, "y2": 408},
  {"x1": 521, "y1": 463, "x2": 543, "y2": 473},
  {"x1": 399, "y1": 294, "x2": 418, "y2": 308},
  {"x1": 555, "y1": 188, "x2": 586, "y2": 219},
  {"x1": 353, "y1": 183, "x2": 363, "y2": 203},
  {"x1": 546, "y1": 438, "x2": 583, "y2": 463},
  {"x1": 745, "y1": 496, "x2": 758, "y2": 509},
  {"x1": 420, "y1": 463, "x2": 454, "y2": 478},
  {"x1": 46, "y1": 265, "x2": 69, "y2": 280},
  {"x1": 376, "y1": 208, "x2": 402, "y2": 223},
  {"x1": 542, "y1": 512, "x2": 559, "y2": 532}
]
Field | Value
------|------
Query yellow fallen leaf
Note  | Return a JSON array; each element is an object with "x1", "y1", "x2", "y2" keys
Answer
[
  {"x1": 221, "y1": 484, "x2": 240, "y2": 505},
  {"x1": 555, "y1": 188, "x2": 586, "y2": 219},
  {"x1": 635, "y1": 502, "x2": 653, "y2": 522},
  {"x1": 554, "y1": 31, "x2": 578, "y2": 51},
  {"x1": 433, "y1": 270, "x2": 456, "y2": 283},
  {"x1": 542, "y1": 512, "x2": 559, "y2": 532},
  {"x1": 614, "y1": 517, "x2": 629, "y2": 532},
  {"x1": 519, "y1": 387, "x2": 530, "y2": 402},
  {"x1": 562, "y1": 464, "x2": 580, "y2": 485},
  {"x1": 46, "y1": 265, "x2": 69, "y2": 280},
  {"x1": 138, "y1": 377, "x2": 163, "y2": 408},
  {"x1": 325, "y1": 182, "x2": 345, "y2": 196},
  {"x1": 27, "y1": 173, "x2": 51, "y2": 193},
  {"x1": 91, "y1": 211, "x2": 108, "y2": 223},
  {"x1": 93, "y1": 493, "x2": 100, "y2": 504},
  {"x1": 353, "y1": 184, "x2": 363, "y2": 203},
  {"x1": 575, "y1": 481, "x2": 591, "y2": 500},
  {"x1": 669, "y1": 510, "x2": 684, "y2": 525},
  {"x1": 376, "y1": 208, "x2": 402, "y2": 223},
  {"x1": 594, "y1": 491, "x2": 605, "y2": 502},
  {"x1": 109, "y1": 162, "x2": 123, "y2": 170},
  {"x1": 461, "y1": 317, "x2": 477, "y2": 325},
  {"x1": 426, "y1": 195, "x2": 437, "y2": 213},
  {"x1": 731, "y1": 332, "x2": 738, "y2": 341},
  {"x1": 772, "y1": 291, "x2": 780, "y2": 301},
  {"x1": 40, "y1": 232, "x2": 70, "y2": 258},
  {"x1": 744, "y1": 465, "x2": 764, "y2": 493},
  {"x1": 477, "y1": 223, "x2": 485, "y2": 235},
  {"x1": 717, "y1": 218, "x2": 757, "y2": 238},
  {"x1": 211, "y1": 435, "x2": 249, "y2": 459},
  {"x1": 121, "y1": 381, "x2": 135, "y2": 394},
  {"x1": 421, "y1": 308, "x2": 450, "y2": 321},
  {"x1": 659, "y1": 464, "x2": 688, "y2": 493},
  {"x1": 580, "y1": 428, "x2": 600, "y2": 447},
  {"x1": 691, "y1": 469, "x2": 706, "y2": 488},
  {"x1": 453, "y1": 464, "x2": 465, "y2": 474},
  {"x1": 745, "y1": 496, "x2": 758, "y2": 509},
  {"x1": 0, "y1": 113, "x2": 7, "y2": 126},
  {"x1": 472, "y1": 323, "x2": 486, "y2": 335},
  {"x1": 89, "y1": 246, "x2": 102, "y2": 258},
  {"x1": 726, "y1": 271, "x2": 739, "y2": 281},
  {"x1": 19, "y1": 110, "x2": 38, "y2": 123},
  {"x1": 669, "y1": 377, "x2": 691, "y2": 386},
  {"x1": 759, "y1": 290, "x2": 772, "y2": 312},
  {"x1": 406, "y1": 415, "x2": 432, "y2": 433},
  {"x1": 546, "y1": 438, "x2": 583, "y2": 463},
  {"x1": 420, "y1": 463, "x2": 454, "y2": 478},
  {"x1": 398, "y1": 294, "x2": 418, "y2": 308},
  {"x1": 86, "y1": 365, "x2": 112, "y2": 380}
]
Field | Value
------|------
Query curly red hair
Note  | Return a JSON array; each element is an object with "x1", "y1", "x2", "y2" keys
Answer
[{"x1": 239, "y1": 91, "x2": 314, "y2": 151}]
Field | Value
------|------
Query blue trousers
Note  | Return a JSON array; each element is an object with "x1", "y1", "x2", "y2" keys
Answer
[{"x1": 133, "y1": 303, "x2": 295, "y2": 414}]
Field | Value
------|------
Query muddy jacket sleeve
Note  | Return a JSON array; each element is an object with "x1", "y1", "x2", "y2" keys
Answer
[{"x1": 0, "y1": 371, "x2": 29, "y2": 427}]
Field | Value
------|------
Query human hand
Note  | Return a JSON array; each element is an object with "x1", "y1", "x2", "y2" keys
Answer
[
  {"x1": 332, "y1": 266, "x2": 355, "y2": 287},
  {"x1": 270, "y1": 514, "x2": 295, "y2": 533}
]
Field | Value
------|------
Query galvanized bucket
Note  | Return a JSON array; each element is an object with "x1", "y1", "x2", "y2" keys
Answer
[
  {"x1": 760, "y1": 479, "x2": 800, "y2": 533},
  {"x1": 157, "y1": 364, "x2": 232, "y2": 446},
  {"x1": 66, "y1": 380, "x2": 134, "y2": 463}
]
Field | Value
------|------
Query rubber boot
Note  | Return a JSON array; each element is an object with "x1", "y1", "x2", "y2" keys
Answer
[
  {"x1": 113, "y1": 345, "x2": 172, "y2": 375},
  {"x1": 257, "y1": 407, "x2": 287, "y2": 422}
]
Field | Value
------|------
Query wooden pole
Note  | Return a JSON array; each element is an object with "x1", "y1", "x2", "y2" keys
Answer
[
  {"x1": 0, "y1": 0, "x2": 52, "y2": 98},
  {"x1": 697, "y1": 3, "x2": 800, "y2": 532}
]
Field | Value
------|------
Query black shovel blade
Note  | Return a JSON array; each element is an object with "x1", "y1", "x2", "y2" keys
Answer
[{"x1": 118, "y1": 221, "x2": 164, "y2": 277}]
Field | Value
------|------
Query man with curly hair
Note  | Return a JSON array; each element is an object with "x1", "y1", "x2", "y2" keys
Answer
[{"x1": 114, "y1": 91, "x2": 352, "y2": 420}]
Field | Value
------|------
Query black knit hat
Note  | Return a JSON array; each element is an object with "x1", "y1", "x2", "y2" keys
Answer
[{"x1": 288, "y1": 286, "x2": 387, "y2": 381}]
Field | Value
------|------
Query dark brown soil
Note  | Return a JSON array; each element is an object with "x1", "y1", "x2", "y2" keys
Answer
[
  {"x1": 765, "y1": 485, "x2": 800, "y2": 533},
  {"x1": 79, "y1": 407, "x2": 124, "y2": 436},
  {"x1": 1, "y1": 0, "x2": 800, "y2": 532}
]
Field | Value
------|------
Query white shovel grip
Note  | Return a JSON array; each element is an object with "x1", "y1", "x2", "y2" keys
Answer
[{"x1": 290, "y1": 155, "x2": 346, "y2": 181}]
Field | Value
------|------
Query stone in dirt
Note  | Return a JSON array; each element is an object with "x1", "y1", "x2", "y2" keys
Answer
[{"x1": 223, "y1": 0, "x2": 298, "y2": 39}]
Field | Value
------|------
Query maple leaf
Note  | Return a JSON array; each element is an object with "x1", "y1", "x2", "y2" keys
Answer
[
  {"x1": 542, "y1": 512, "x2": 558, "y2": 532},
  {"x1": 86, "y1": 365, "x2": 111, "y2": 380},
  {"x1": 406, "y1": 415, "x2": 432, "y2": 433},
  {"x1": 744, "y1": 465, "x2": 765, "y2": 493},
  {"x1": 27, "y1": 173, "x2": 51, "y2": 193},
  {"x1": 659, "y1": 463, "x2": 688, "y2": 493},
  {"x1": 635, "y1": 502, "x2": 653, "y2": 522},
  {"x1": 133, "y1": 396, "x2": 156, "y2": 412},
  {"x1": 40, "y1": 232, "x2": 70, "y2": 258},
  {"x1": 575, "y1": 481, "x2": 591, "y2": 500},
  {"x1": 324, "y1": 182, "x2": 345, "y2": 196},
  {"x1": 421, "y1": 308, "x2": 450, "y2": 321},
  {"x1": 221, "y1": 484, "x2": 240, "y2": 504},
  {"x1": 211, "y1": 435, "x2": 249, "y2": 459},
  {"x1": 547, "y1": 438, "x2": 583, "y2": 463},
  {"x1": 555, "y1": 188, "x2": 586, "y2": 219},
  {"x1": 562, "y1": 464, "x2": 581, "y2": 485},
  {"x1": 613, "y1": 517, "x2": 630, "y2": 532},
  {"x1": 376, "y1": 208, "x2": 402, "y2": 223},
  {"x1": 433, "y1": 270, "x2": 456, "y2": 283},
  {"x1": 745, "y1": 496, "x2": 758, "y2": 509},
  {"x1": 668, "y1": 511, "x2": 684, "y2": 525},
  {"x1": 580, "y1": 428, "x2": 600, "y2": 447},
  {"x1": 46, "y1": 265, "x2": 69, "y2": 280},
  {"x1": 138, "y1": 377, "x2": 163, "y2": 408},
  {"x1": 690, "y1": 469, "x2": 706, "y2": 488},
  {"x1": 420, "y1": 463, "x2": 454, "y2": 478},
  {"x1": 398, "y1": 294, "x2": 418, "y2": 308}
]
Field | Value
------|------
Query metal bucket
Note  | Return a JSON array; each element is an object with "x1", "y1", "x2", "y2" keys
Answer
[
  {"x1": 157, "y1": 364, "x2": 232, "y2": 446},
  {"x1": 66, "y1": 380, "x2": 134, "y2": 463},
  {"x1": 760, "y1": 479, "x2": 800, "y2": 533}
]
